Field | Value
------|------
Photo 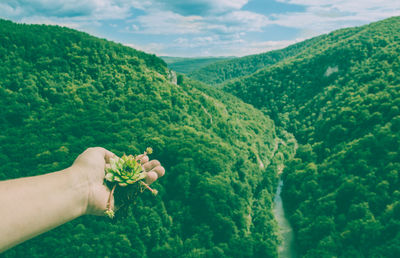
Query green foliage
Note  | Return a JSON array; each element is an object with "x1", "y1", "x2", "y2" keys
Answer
[
  {"x1": 221, "y1": 16, "x2": 400, "y2": 257},
  {"x1": 160, "y1": 56, "x2": 234, "y2": 74},
  {"x1": 188, "y1": 35, "x2": 332, "y2": 85},
  {"x1": 0, "y1": 19, "x2": 292, "y2": 257}
]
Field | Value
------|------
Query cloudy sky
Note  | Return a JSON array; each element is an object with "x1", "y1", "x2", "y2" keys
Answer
[{"x1": 1, "y1": 0, "x2": 400, "y2": 57}]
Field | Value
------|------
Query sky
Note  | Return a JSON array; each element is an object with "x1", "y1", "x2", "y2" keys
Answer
[{"x1": 1, "y1": 0, "x2": 400, "y2": 57}]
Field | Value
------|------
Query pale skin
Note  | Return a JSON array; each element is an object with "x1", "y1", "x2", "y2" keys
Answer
[{"x1": 0, "y1": 147, "x2": 165, "y2": 253}]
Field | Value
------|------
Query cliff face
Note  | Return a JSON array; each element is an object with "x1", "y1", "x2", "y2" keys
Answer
[{"x1": 168, "y1": 69, "x2": 177, "y2": 85}]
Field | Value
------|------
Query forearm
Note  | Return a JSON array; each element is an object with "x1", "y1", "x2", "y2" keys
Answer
[{"x1": 0, "y1": 167, "x2": 88, "y2": 252}]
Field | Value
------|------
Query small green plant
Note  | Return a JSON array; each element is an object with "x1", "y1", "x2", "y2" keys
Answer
[{"x1": 104, "y1": 147, "x2": 157, "y2": 219}]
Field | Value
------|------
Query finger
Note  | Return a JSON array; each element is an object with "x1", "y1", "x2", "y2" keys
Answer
[
  {"x1": 143, "y1": 160, "x2": 161, "y2": 172},
  {"x1": 151, "y1": 165, "x2": 165, "y2": 178},
  {"x1": 136, "y1": 154, "x2": 149, "y2": 164},
  {"x1": 145, "y1": 171, "x2": 158, "y2": 185}
]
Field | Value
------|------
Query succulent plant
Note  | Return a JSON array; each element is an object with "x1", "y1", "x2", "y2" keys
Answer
[
  {"x1": 105, "y1": 154, "x2": 146, "y2": 187},
  {"x1": 104, "y1": 148, "x2": 158, "y2": 219}
]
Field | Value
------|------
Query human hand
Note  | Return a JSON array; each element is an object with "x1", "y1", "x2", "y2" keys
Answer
[{"x1": 71, "y1": 147, "x2": 165, "y2": 216}]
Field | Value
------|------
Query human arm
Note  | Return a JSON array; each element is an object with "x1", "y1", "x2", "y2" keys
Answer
[{"x1": 0, "y1": 147, "x2": 165, "y2": 252}]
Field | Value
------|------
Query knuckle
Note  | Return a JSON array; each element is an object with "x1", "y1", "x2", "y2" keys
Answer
[
  {"x1": 156, "y1": 166, "x2": 165, "y2": 177},
  {"x1": 151, "y1": 160, "x2": 161, "y2": 167}
]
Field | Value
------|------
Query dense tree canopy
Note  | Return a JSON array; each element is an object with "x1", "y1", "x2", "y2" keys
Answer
[
  {"x1": 3, "y1": 14, "x2": 399, "y2": 257},
  {"x1": 187, "y1": 34, "x2": 338, "y2": 85},
  {"x1": 160, "y1": 56, "x2": 233, "y2": 74},
  {"x1": 222, "y1": 16, "x2": 400, "y2": 257},
  {"x1": 0, "y1": 19, "x2": 295, "y2": 257}
]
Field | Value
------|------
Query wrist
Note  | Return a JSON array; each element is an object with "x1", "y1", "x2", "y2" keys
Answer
[{"x1": 63, "y1": 166, "x2": 90, "y2": 216}]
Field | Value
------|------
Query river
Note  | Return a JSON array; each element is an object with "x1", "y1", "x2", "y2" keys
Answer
[{"x1": 273, "y1": 179, "x2": 297, "y2": 258}]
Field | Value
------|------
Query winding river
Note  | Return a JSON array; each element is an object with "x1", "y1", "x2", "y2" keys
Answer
[{"x1": 273, "y1": 179, "x2": 297, "y2": 258}]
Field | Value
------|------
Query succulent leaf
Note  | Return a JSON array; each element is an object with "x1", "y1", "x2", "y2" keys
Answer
[{"x1": 105, "y1": 173, "x2": 114, "y2": 182}]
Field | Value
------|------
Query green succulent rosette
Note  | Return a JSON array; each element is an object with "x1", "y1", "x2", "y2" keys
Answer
[{"x1": 105, "y1": 154, "x2": 146, "y2": 187}]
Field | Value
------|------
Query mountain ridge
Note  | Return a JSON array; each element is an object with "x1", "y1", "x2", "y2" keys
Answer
[
  {"x1": 160, "y1": 56, "x2": 234, "y2": 74},
  {"x1": 188, "y1": 17, "x2": 397, "y2": 86}
]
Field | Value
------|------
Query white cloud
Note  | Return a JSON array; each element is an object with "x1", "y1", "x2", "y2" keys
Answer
[
  {"x1": 273, "y1": 0, "x2": 400, "y2": 36},
  {"x1": 134, "y1": 11, "x2": 204, "y2": 34},
  {"x1": 0, "y1": 3, "x2": 24, "y2": 17},
  {"x1": 130, "y1": 9, "x2": 270, "y2": 35},
  {"x1": 0, "y1": 0, "x2": 132, "y2": 26},
  {"x1": 172, "y1": 35, "x2": 236, "y2": 49},
  {"x1": 130, "y1": 0, "x2": 153, "y2": 10},
  {"x1": 211, "y1": 0, "x2": 249, "y2": 12},
  {"x1": 213, "y1": 11, "x2": 270, "y2": 32},
  {"x1": 124, "y1": 42, "x2": 166, "y2": 55}
]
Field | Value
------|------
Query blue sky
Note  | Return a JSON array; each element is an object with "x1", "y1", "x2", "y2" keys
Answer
[{"x1": 1, "y1": 0, "x2": 400, "y2": 57}]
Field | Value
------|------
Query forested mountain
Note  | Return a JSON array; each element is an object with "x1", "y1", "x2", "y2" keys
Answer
[
  {"x1": 160, "y1": 56, "x2": 233, "y2": 74},
  {"x1": 3, "y1": 14, "x2": 400, "y2": 258},
  {"x1": 0, "y1": 19, "x2": 296, "y2": 257},
  {"x1": 187, "y1": 34, "x2": 342, "y2": 85},
  {"x1": 221, "y1": 16, "x2": 400, "y2": 257}
]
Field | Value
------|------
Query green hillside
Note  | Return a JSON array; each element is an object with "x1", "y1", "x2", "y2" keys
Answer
[
  {"x1": 221, "y1": 16, "x2": 400, "y2": 257},
  {"x1": 187, "y1": 34, "x2": 342, "y2": 85},
  {"x1": 160, "y1": 56, "x2": 233, "y2": 74},
  {"x1": 0, "y1": 19, "x2": 296, "y2": 257}
]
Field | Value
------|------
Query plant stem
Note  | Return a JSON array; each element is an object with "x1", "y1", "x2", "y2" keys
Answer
[
  {"x1": 140, "y1": 181, "x2": 158, "y2": 195},
  {"x1": 106, "y1": 184, "x2": 117, "y2": 211}
]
